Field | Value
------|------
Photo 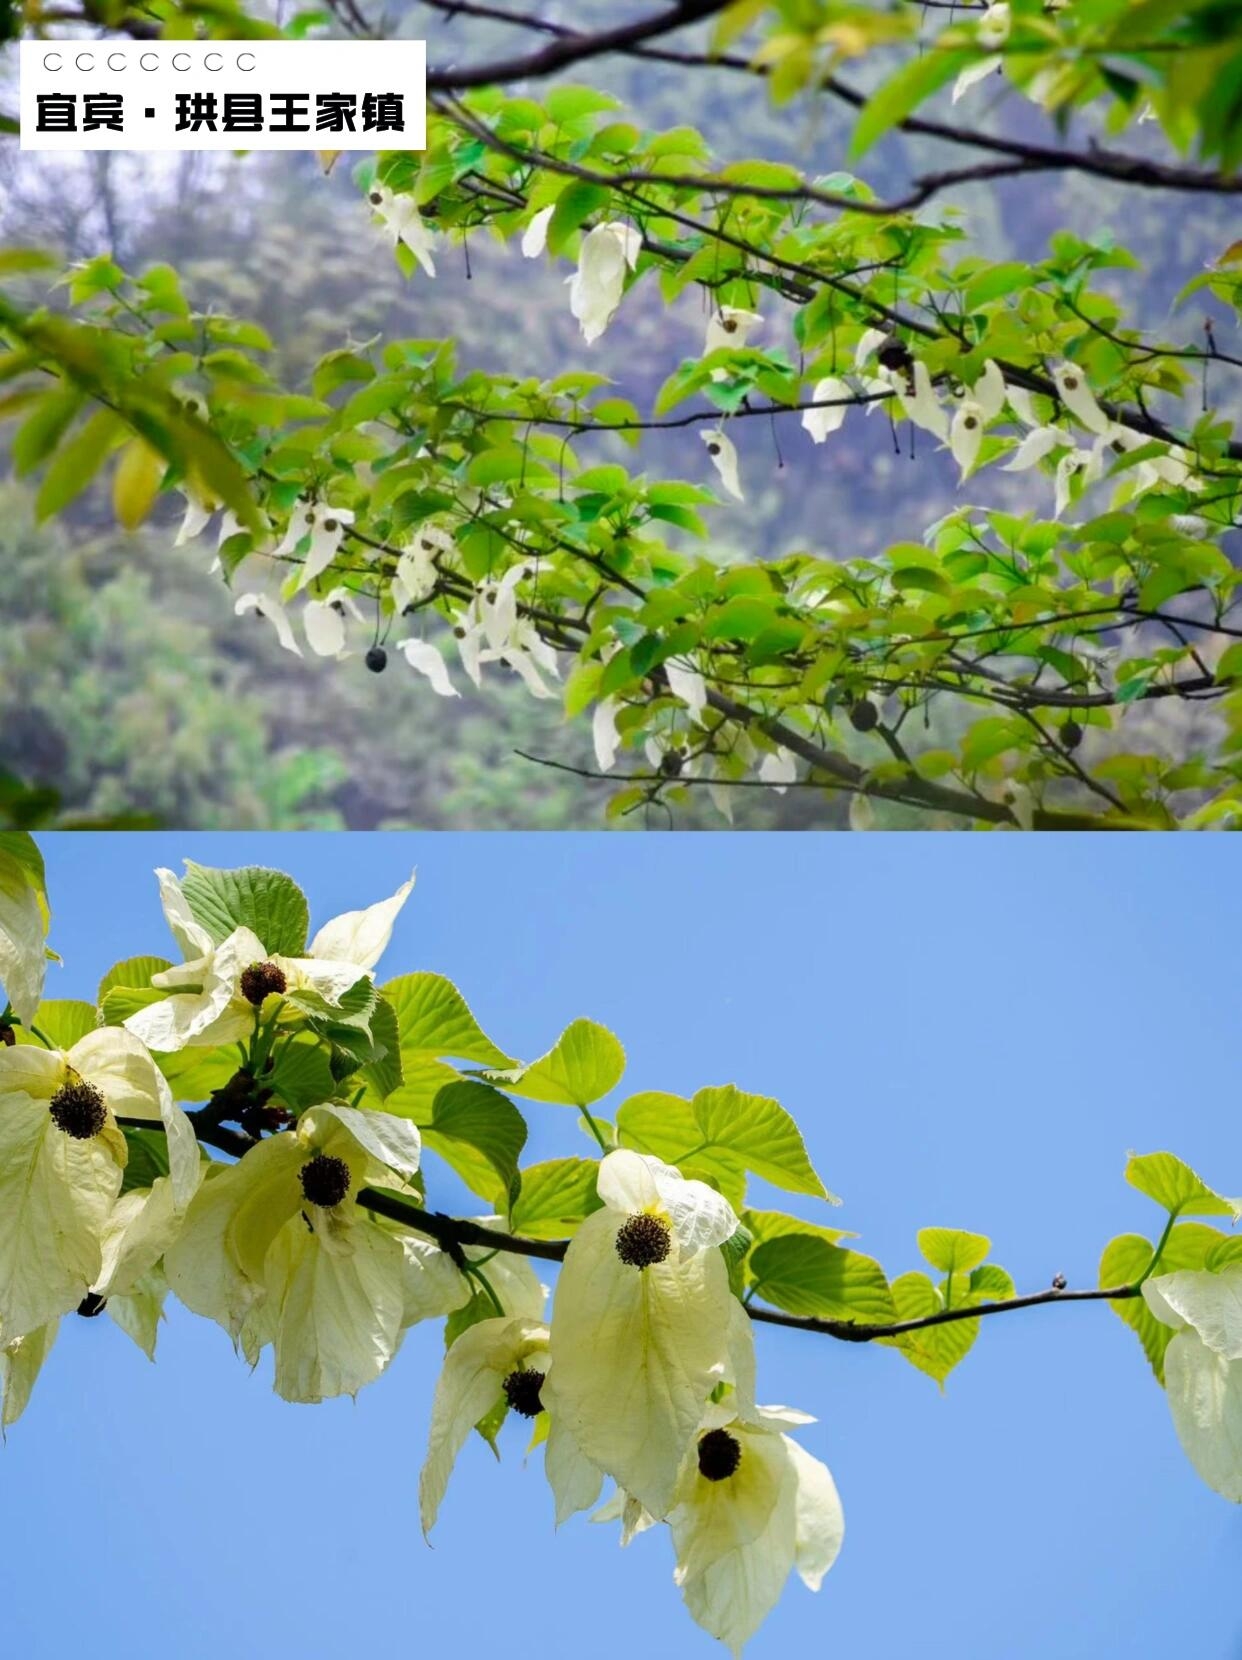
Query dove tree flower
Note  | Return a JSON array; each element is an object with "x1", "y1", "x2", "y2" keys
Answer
[
  {"x1": 167, "y1": 1103, "x2": 449, "y2": 1401},
  {"x1": 368, "y1": 183, "x2": 436, "y2": 277},
  {"x1": 276, "y1": 500, "x2": 356, "y2": 592},
  {"x1": 124, "y1": 866, "x2": 413, "y2": 1053},
  {"x1": 949, "y1": 361, "x2": 1007, "y2": 479},
  {"x1": 543, "y1": 1149, "x2": 739, "y2": 1519},
  {"x1": 701, "y1": 428, "x2": 744, "y2": 501},
  {"x1": 1143, "y1": 1267, "x2": 1242, "y2": 1502},
  {"x1": 0, "y1": 1026, "x2": 194, "y2": 1342},
  {"x1": 667, "y1": 1402, "x2": 845, "y2": 1656},
  {"x1": 568, "y1": 221, "x2": 642, "y2": 343}
]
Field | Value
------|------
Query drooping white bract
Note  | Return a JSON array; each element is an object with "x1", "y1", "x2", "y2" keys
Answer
[
  {"x1": 0, "y1": 1027, "x2": 195, "y2": 1342},
  {"x1": 1051, "y1": 361, "x2": 1111, "y2": 436},
  {"x1": 124, "y1": 866, "x2": 413, "y2": 1052},
  {"x1": 667, "y1": 1402, "x2": 845, "y2": 1656},
  {"x1": 396, "y1": 638, "x2": 460, "y2": 697},
  {"x1": 758, "y1": 748, "x2": 797, "y2": 793},
  {"x1": 701, "y1": 428, "x2": 745, "y2": 501},
  {"x1": 977, "y1": 0, "x2": 1011, "y2": 48},
  {"x1": 1143, "y1": 1267, "x2": 1242, "y2": 1502},
  {"x1": 953, "y1": 53, "x2": 1003, "y2": 103},
  {"x1": 166, "y1": 1103, "x2": 447, "y2": 1402},
  {"x1": 369, "y1": 183, "x2": 437, "y2": 277},
  {"x1": 453, "y1": 565, "x2": 559, "y2": 699},
  {"x1": 0, "y1": 846, "x2": 47, "y2": 1027},
  {"x1": 175, "y1": 493, "x2": 215, "y2": 547},
  {"x1": 801, "y1": 377, "x2": 853, "y2": 444},
  {"x1": 276, "y1": 500, "x2": 356, "y2": 593},
  {"x1": 418, "y1": 1310, "x2": 603, "y2": 1534},
  {"x1": 543, "y1": 1148, "x2": 739, "y2": 1519},
  {"x1": 949, "y1": 359, "x2": 1007, "y2": 479},
  {"x1": 303, "y1": 589, "x2": 366, "y2": 659},
  {"x1": 893, "y1": 358, "x2": 949, "y2": 442},
  {"x1": 567, "y1": 222, "x2": 642, "y2": 344},
  {"x1": 521, "y1": 204, "x2": 555, "y2": 259}
]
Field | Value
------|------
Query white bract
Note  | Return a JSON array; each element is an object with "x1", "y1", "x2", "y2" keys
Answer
[
  {"x1": 544, "y1": 1149, "x2": 739, "y2": 1519},
  {"x1": 124, "y1": 867, "x2": 413, "y2": 1052},
  {"x1": 276, "y1": 500, "x2": 356, "y2": 592},
  {"x1": 369, "y1": 183, "x2": 437, "y2": 277},
  {"x1": 454, "y1": 566, "x2": 559, "y2": 699},
  {"x1": 0, "y1": 843, "x2": 47, "y2": 1027},
  {"x1": 666, "y1": 1403, "x2": 845, "y2": 1656},
  {"x1": 701, "y1": 428, "x2": 744, "y2": 501},
  {"x1": 568, "y1": 222, "x2": 641, "y2": 343},
  {"x1": 396, "y1": 638, "x2": 460, "y2": 697},
  {"x1": 1144, "y1": 1267, "x2": 1242, "y2": 1502},
  {"x1": 802, "y1": 377, "x2": 852, "y2": 444},
  {"x1": 0, "y1": 1027, "x2": 194, "y2": 1341},
  {"x1": 949, "y1": 360, "x2": 1007, "y2": 479},
  {"x1": 705, "y1": 308, "x2": 763, "y2": 379},
  {"x1": 521, "y1": 204, "x2": 555, "y2": 259},
  {"x1": 166, "y1": 1103, "x2": 444, "y2": 1402},
  {"x1": 1051, "y1": 361, "x2": 1111, "y2": 436}
]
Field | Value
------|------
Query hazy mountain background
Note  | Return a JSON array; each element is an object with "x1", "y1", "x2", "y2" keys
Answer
[{"x1": 0, "y1": 2, "x2": 1235, "y2": 827}]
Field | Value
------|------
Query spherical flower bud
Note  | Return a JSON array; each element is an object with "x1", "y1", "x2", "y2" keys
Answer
[
  {"x1": 614, "y1": 1212, "x2": 672, "y2": 1269},
  {"x1": 299, "y1": 1153, "x2": 352, "y2": 1209},
  {"x1": 240, "y1": 961, "x2": 287, "y2": 1007},
  {"x1": 502, "y1": 1367, "x2": 546, "y2": 1419},
  {"x1": 48, "y1": 1078, "x2": 108, "y2": 1140},
  {"x1": 366, "y1": 646, "x2": 388, "y2": 674},
  {"x1": 697, "y1": 1427, "x2": 742, "y2": 1482}
]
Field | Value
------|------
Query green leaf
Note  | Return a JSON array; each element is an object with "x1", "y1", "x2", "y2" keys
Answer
[
  {"x1": 884, "y1": 1271, "x2": 979, "y2": 1385},
  {"x1": 850, "y1": 48, "x2": 974, "y2": 160},
  {"x1": 492, "y1": 1018, "x2": 625, "y2": 1108},
  {"x1": 1125, "y1": 1150, "x2": 1242, "y2": 1220},
  {"x1": 178, "y1": 862, "x2": 310, "y2": 956},
  {"x1": 748, "y1": 1236, "x2": 895, "y2": 1325},
  {"x1": 266, "y1": 1040, "x2": 337, "y2": 1111},
  {"x1": 617, "y1": 1084, "x2": 833, "y2": 1207},
  {"x1": 35, "y1": 409, "x2": 124, "y2": 520},
  {"x1": 20, "y1": 999, "x2": 96, "y2": 1050},
  {"x1": 382, "y1": 972, "x2": 516, "y2": 1068},
  {"x1": 97, "y1": 956, "x2": 172, "y2": 1005},
  {"x1": 418, "y1": 1079, "x2": 528, "y2": 1201},
  {"x1": 119, "y1": 1126, "x2": 172, "y2": 1195},
  {"x1": 358, "y1": 995, "x2": 403, "y2": 1101},
  {"x1": 508, "y1": 1157, "x2": 603, "y2": 1239},
  {"x1": 917, "y1": 1227, "x2": 992, "y2": 1275}
]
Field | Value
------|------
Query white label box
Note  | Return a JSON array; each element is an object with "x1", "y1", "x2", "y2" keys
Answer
[{"x1": 19, "y1": 39, "x2": 427, "y2": 151}]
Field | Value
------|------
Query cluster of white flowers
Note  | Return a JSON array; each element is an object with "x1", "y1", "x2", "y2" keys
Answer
[{"x1": 421, "y1": 1147, "x2": 845, "y2": 1654}]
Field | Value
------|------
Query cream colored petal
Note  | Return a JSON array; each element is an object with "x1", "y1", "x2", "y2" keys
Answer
[
  {"x1": 1145, "y1": 1268, "x2": 1242, "y2": 1361},
  {"x1": 0, "y1": 1045, "x2": 64, "y2": 1099},
  {"x1": 164, "y1": 1163, "x2": 267, "y2": 1339},
  {"x1": 265, "y1": 1212, "x2": 408, "y2": 1403},
  {"x1": 107, "y1": 1268, "x2": 166, "y2": 1360},
  {"x1": 1162, "y1": 1329, "x2": 1242, "y2": 1503},
  {"x1": 153, "y1": 867, "x2": 215, "y2": 958},
  {"x1": 308, "y1": 875, "x2": 414, "y2": 972},
  {"x1": 303, "y1": 599, "x2": 348, "y2": 658},
  {"x1": 0, "y1": 1100, "x2": 123, "y2": 1340},
  {"x1": 673, "y1": 1426, "x2": 799, "y2": 1655},
  {"x1": 2, "y1": 1318, "x2": 58, "y2": 1431},
  {"x1": 521, "y1": 203, "x2": 554, "y2": 258},
  {"x1": 650, "y1": 1167, "x2": 739, "y2": 1258},
  {"x1": 593, "y1": 698, "x2": 622, "y2": 772},
  {"x1": 545, "y1": 1207, "x2": 734, "y2": 1518},
  {"x1": 398, "y1": 638, "x2": 460, "y2": 697},
  {"x1": 396, "y1": 1234, "x2": 471, "y2": 1326},
  {"x1": 545, "y1": 1412, "x2": 603, "y2": 1525},
  {"x1": 786, "y1": 1436, "x2": 845, "y2": 1590},
  {"x1": 597, "y1": 1147, "x2": 665, "y2": 1214},
  {"x1": 664, "y1": 658, "x2": 708, "y2": 720},
  {"x1": 419, "y1": 1315, "x2": 548, "y2": 1534},
  {"x1": 0, "y1": 852, "x2": 47, "y2": 1027},
  {"x1": 305, "y1": 1103, "x2": 421, "y2": 1184},
  {"x1": 701, "y1": 429, "x2": 744, "y2": 501},
  {"x1": 802, "y1": 378, "x2": 850, "y2": 443}
]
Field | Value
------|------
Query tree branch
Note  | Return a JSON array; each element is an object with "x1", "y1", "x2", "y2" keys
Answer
[{"x1": 118, "y1": 1114, "x2": 1143, "y2": 1343}]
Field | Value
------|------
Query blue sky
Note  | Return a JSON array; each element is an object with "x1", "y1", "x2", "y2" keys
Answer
[{"x1": 5, "y1": 833, "x2": 1240, "y2": 1660}]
